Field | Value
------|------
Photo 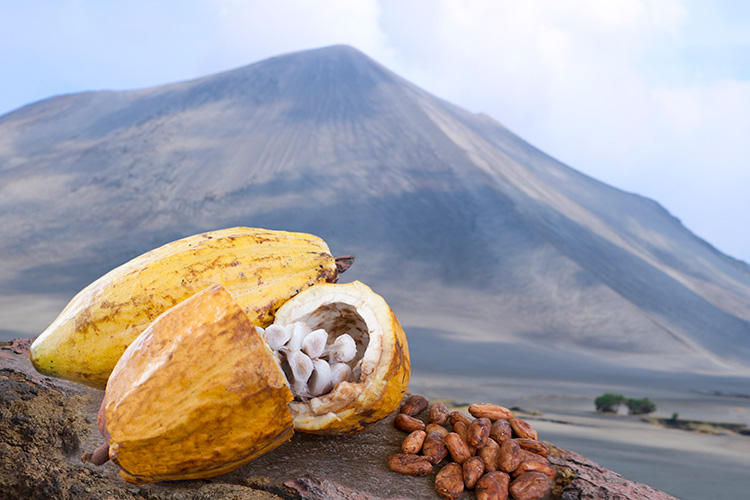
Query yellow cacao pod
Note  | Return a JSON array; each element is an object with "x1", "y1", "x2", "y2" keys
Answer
[
  {"x1": 30, "y1": 227, "x2": 339, "y2": 389},
  {"x1": 102, "y1": 285, "x2": 294, "y2": 483},
  {"x1": 100, "y1": 281, "x2": 409, "y2": 483}
]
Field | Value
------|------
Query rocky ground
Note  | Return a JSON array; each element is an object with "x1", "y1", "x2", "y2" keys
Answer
[{"x1": 1, "y1": 338, "x2": 677, "y2": 499}]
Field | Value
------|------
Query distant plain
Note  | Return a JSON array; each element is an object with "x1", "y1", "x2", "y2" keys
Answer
[{"x1": 408, "y1": 326, "x2": 750, "y2": 500}]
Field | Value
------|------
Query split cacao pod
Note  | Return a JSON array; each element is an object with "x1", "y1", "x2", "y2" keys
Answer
[{"x1": 30, "y1": 227, "x2": 340, "y2": 388}]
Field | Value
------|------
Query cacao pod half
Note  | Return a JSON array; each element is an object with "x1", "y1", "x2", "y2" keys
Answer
[
  {"x1": 30, "y1": 227, "x2": 340, "y2": 389},
  {"x1": 99, "y1": 281, "x2": 409, "y2": 483}
]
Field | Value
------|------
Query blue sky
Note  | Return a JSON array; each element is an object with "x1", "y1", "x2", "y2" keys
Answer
[{"x1": 1, "y1": 0, "x2": 748, "y2": 263}]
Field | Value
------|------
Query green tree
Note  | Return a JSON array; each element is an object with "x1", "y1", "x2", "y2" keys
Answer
[
  {"x1": 594, "y1": 393, "x2": 626, "y2": 413},
  {"x1": 626, "y1": 397, "x2": 656, "y2": 415}
]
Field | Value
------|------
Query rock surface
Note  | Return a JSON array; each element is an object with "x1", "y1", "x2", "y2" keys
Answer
[{"x1": 1, "y1": 339, "x2": 677, "y2": 500}]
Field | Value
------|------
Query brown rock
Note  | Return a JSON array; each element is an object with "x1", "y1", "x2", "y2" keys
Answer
[{"x1": 0, "y1": 338, "x2": 681, "y2": 500}]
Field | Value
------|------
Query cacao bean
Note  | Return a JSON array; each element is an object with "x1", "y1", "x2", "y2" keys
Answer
[
  {"x1": 509, "y1": 471, "x2": 553, "y2": 500},
  {"x1": 401, "y1": 430, "x2": 427, "y2": 454},
  {"x1": 469, "y1": 417, "x2": 491, "y2": 447},
  {"x1": 490, "y1": 419, "x2": 512, "y2": 443},
  {"x1": 497, "y1": 438, "x2": 521, "y2": 473},
  {"x1": 444, "y1": 432, "x2": 472, "y2": 464},
  {"x1": 394, "y1": 413, "x2": 425, "y2": 432},
  {"x1": 401, "y1": 394, "x2": 428, "y2": 416},
  {"x1": 422, "y1": 432, "x2": 449, "y2": 464},
  {"x1": 514, "y1": 438, "x2": 549, "y2": 457},
  {"x1": 452, "y1": 421, "x2": 476, "y2": 456},
  {"x1": 435, "y1": 462, "x2": 464, "y2": 500},
  {"x1": 387, "y1": 453, "x2": 433, "y2": 476},
  {"x1": 513, "y1": 460, "x2": 556, "y2": 479},
  {"x1": 430, "y1": 402, "x2": 450, "y2": 424},
  {"x1": 477, "y1": 437, "x2": 500, "y2": 472},
  {"x1": 517, "y1": 448, "x2": 549, "y2": 465},
  {"x1": 463, "y1": 456, "x2": 485, "y2": 489},
  {"x1": 508, "y1": 417, "x2": 537, "y2": 439},
  {"x1": 475, "y1": 471, "x2": 510, "y2": 500},
  {"x1": 469, "y1": 403, "x2": 514, "y2": 420},
  {"x1": 449, "y1": 411, "x2": 473, "y2": 428},
  {"x1": 426, "y1": 423, "x2": 450, "y2": 437}
]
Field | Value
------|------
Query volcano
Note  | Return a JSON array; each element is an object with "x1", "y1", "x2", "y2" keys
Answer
[{"x1": 1, "y1": 45, "x2": 748, "y2": 373}]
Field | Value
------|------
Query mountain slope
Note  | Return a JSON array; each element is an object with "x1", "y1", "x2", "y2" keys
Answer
[{"x1": 1, "y1": 45, "x2": 748, "y2": 373}]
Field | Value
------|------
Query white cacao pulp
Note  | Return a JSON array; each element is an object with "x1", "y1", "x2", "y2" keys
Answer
[{"x1": 258, "y1": 322, "x2": 359, "y2": 400}]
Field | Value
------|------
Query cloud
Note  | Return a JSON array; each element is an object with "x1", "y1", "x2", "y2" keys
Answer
[
  {"x1": 203, "y1": 0, "x2": 394, "y2": 74},
  {"x1": 0, "y1": 0, "x2": 747, "y2": 261},
  {"x1": 376, "y1": 0, "x2": 749, "y2": 262}
]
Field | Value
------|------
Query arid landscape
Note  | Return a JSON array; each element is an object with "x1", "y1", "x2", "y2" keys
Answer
[{"x1": 2, "y1": 45, "x2": 749, "y2": 498}]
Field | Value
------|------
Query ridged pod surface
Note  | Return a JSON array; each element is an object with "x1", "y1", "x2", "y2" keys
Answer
[
  {"x1": 276, "y1": 281, "x2": 411, "y2": 434},
  {"x1": 30, "y1": 227, "x2": 337, "y2": 388},
  {"x1": 103, "y1": 285, "x2": 294, "y2": 484}
]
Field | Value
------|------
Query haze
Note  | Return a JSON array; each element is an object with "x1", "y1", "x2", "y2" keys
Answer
[{"x1": 1, "y1": 1, "x2": 748, "y2": 264}]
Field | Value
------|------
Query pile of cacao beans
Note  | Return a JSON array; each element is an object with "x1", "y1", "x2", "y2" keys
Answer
[{"x1": 388, "y1": 395, "x2": 555, "y2": 500}]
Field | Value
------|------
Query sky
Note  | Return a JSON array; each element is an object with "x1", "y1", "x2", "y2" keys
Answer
[{"x1": 1, "y1": 1, "x2": 748, "y2": 263}]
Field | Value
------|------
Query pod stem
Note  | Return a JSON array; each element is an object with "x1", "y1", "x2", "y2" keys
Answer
[{"x1": 335, "y1": 255, "x2": 355, "y2": 274}]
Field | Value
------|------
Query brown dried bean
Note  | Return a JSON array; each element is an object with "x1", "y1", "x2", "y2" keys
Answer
[
  {"x1": 477, "y1": 438, "x2": 500, "y2": 472},
  {"x1": 508, "y1": 417, "x2": 538, "y2": 439},
  {"x1": 512, "y1": 461, "x2": 557, "y2": 479},
  {"x1": 517, "y1": 448, "x2": 548, "y2": 465},
  {"x1": 475, "y1": 471, "x2": 510, "y2": 500},
  {"x1": 401, "y1": 395, "x2": 428, "y2": 416},
  {"x1": 514, "y1": 438, "x2": 549, "y2": 457},
  {"x1": 444, "y1": 432, "x2": 472, "y2": 464},
  {"x1": 430, "y1": 402, "x2": 450, "y2": 424},
  {"x1": 497, "y1": 438, "x2": 521, "y2": 473},
  {"x1": 452, "y1": 421, "x2": 468, "y2": 442},
  {"x1": 463, "y1": 456, "x2": 485, "y2": 489},
  {"x1": 469, "y1": 417, "x2": 491, "y2": 447},
  {"x1": 387, "y1": 453, "x2": 433, "y2": 476},
  {"x1": 509, "y1": 471, "x2": 554, "y2": 500},
  {"x1": 394, "y1": 413, "x2": 425, "y2": 432},
  {"x1": 449, "y1": 411, "x2": 473, "y2": 428},
  {"x1": 490, "y1": 419, "x2": 512, "y2": 443},
  {"x1": 426, "y1": 423, "x2": 450, "y2": 437},
  {"x1": 469, "y1": 403, "x2": 514, "y2": 420},
  {"x1": 401, "y1": 430, "x2": 427, "y2": 454},
  {"x1": 452, "y1": 421, "x2": 476, "y2": 456},
  {"x1": 435, "y1": 462, "x2": 464, "y2": 499},
  {"x1": 422, "y1": 432, "x2": 449, "y2": 464}
]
